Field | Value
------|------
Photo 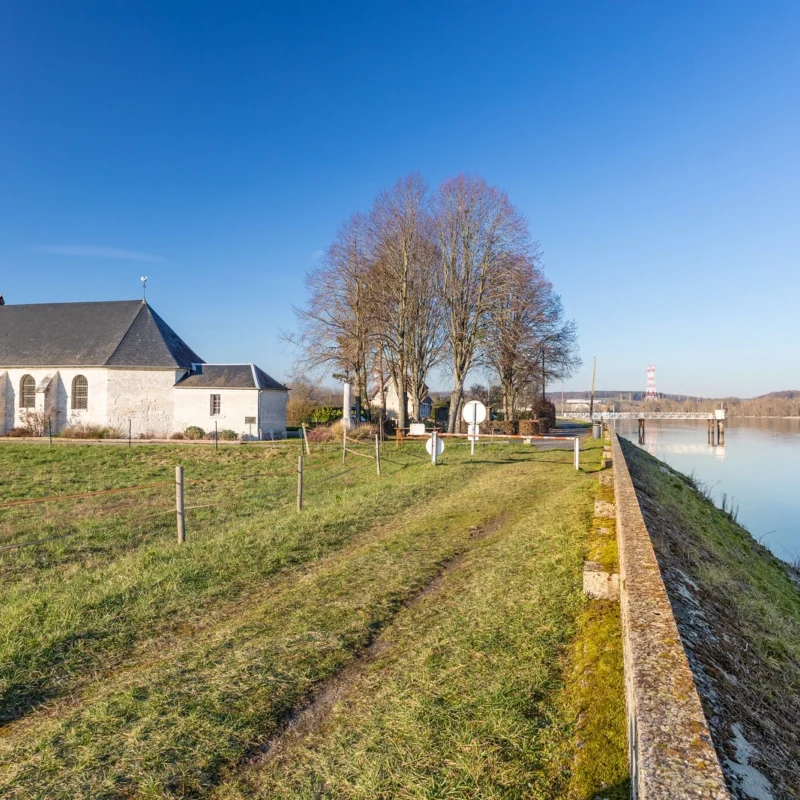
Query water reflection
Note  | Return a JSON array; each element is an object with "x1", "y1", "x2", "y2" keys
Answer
[{"x1": 615, "y1": 418, "x2": 800, "y2": 563}]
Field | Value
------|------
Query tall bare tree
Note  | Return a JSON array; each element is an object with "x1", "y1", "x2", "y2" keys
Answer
[
  {"x1": 367, "y1": 174, "x2": 429, "y2": 429},
  {"x1": 483, "y1": 253, "x2": 579, "y2": 419},
  {"x1": 432, "y1": 174, "x2": 530, "y2": 432},
  {"x1": 289, "y1": 213, "x2": 373, "y2": 414}
]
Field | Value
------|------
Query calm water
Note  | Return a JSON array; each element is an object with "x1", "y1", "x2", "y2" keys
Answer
[{"x1": 615, "y1": 418, "x2": 800, "y2": 563}]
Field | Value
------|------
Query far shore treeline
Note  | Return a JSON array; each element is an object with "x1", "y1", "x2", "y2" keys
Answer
[{"x1": 286, "y1": 172, "x2": 580, "y2": 431}]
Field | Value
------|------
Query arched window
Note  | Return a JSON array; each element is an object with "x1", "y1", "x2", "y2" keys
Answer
[
  {"x1": 20, "y1": 375, "x2": 36, "y2": 409},
  {"x1": 72, "y1": 375, "x2": 88, "y2": 410}
]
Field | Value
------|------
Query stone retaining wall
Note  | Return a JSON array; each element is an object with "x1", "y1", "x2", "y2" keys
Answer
[{"x1": 611, "y1": 431, "x2": 730, "y2": 799}]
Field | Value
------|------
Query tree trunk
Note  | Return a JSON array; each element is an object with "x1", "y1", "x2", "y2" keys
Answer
[{"x1": 447, "y1": 378, "x2": 464, "y2": 433}]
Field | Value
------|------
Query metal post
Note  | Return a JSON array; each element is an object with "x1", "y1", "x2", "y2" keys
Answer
[
  {"x1": 128, "y1": 419, "x2": 132, "y2": 447},
  {"x1": 215, "y1": 421, "x2": 218, "y2": 451},
  {"x1": 431, "y1": 430, "x2": 438, "y2": 466},
  {"x1": 470, "y1": 402, "x2": 477, "y2": 456},
  {"x1": 297, "y1": 454, "x2": 303, "y2": 512},
  {"x1": 301, "y1": 423, "x2": 311, "y2": 455},
  {"x1": 176, "y1": 466, "x2": 185, "y2": 544},
  {"x1": 574, "y1": 437, "x2": 579, "y2": 470},
  {"x1": 375, "y1": 434, "x2": 381, "y2": 476},
  {"x1": 48, "y1": 417, "x2": 52, "y2": 447},
  {"x1": 342, "y1": 424, "x2": 347, "y2": 464}
]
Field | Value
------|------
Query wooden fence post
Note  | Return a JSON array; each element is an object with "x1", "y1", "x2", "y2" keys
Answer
[
  {"x1": 176, "y1": 466, "x2": 186, "y2": 544},
  {"x1": 342, "y1": 425, "x2": 346, "y2": 464},
  {"x1": 297, "y1": 453, "x2": 304, "y2": 511},
  {"x1": 574, "y1": 437, "x2": 580, "y2": 471},
  {"x1": 128, "y1": 420, "x2": 132, "y2": 447},
  {"x1": 302, "y1": 423, "x2": 311, "y2": 455},
  {"x1": 48, "y1": 417, "x2": 52, "y2": 447},
  {"x1": 215, "y1": 421, "x2": 218, "y2": 451},
  {"x1": 375, "y1": 434, "x2": 381, "y2": 476}
]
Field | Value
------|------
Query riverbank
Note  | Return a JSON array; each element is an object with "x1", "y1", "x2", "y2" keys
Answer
[{"x1": 620, "y1": 438, "x2": 800, "y2": 799}]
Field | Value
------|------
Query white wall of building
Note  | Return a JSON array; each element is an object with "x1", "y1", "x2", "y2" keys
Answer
[
  {"x1": 0, "y1": 366, "x2": 288, "y2": 439},
  {"x1": 1, "y1": 367, "x2": 111, "y2": 433},
  {"x1": 258, "y1": 389, "x2": 288, "y2": 438},
  {"x1": 173, "y1": 388, "x2": 259, "y2": 438},
  {"x1": 0, "y1": 371, "x2": 9, "y2": 436},
  {"x1": 106, "y1": 369, "x2": 182, "y2": 436}
]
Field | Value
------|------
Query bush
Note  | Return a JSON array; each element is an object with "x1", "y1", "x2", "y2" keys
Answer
[
  {"x1": 219, "y1": 429, "x2": 238, "y2": 441},
  {"x1": 59, "y1": 424, "x2": 123, "y2": 439},
  {"x1": 16, "y1": 410, "x2": 50, "y2": 437},
  {"x1": 184, "y1": 426, "x2": 205, "y2": 440},
  {"x1": 170, "y1": 432, "x2": 185, "y2": 440},
  {"x1": 305, "y1": 425, "x2": 334, "y2": 443},
  {"x1": 310, "y1": 406, "x2": 343, "y2": 424},
  {"x1": 138, "y1": 432, "x2": 157, "y2": 440},
  {"x1": 519, "y1": 419, "x2": 544, "y2": 436},
  {"x1": 5, "y1": 427, "x2": 31, "y2": 438}
]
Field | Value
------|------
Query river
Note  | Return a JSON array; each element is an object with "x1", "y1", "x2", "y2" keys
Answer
[{"x1": 614, "y1": 417, "x2": 800, "y2": 564}]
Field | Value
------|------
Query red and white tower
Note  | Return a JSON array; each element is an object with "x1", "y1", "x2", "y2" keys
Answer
[{"x1": 645, "y1": 365, "x2": 657, "y2": 401}]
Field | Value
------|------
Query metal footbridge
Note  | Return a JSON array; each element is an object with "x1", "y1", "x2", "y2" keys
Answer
[{"x1": 564, "y1": 411, "x2": 726, "y2": 421}]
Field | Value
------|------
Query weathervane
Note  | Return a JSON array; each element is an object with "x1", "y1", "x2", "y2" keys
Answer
[{"x1": 141, "y1": 276, "x2": 148, "y2": 301}]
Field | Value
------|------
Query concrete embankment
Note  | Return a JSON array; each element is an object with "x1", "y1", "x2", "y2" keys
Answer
[{"x1": 613, "y1": 434, "x2": 800, "y2": 800}]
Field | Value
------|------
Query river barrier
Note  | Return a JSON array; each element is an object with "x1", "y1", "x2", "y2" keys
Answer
[{"x1": 609, "y1": 431, "x2": 729, "y2": 798}]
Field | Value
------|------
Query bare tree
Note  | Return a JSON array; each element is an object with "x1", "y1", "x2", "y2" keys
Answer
[
  {"x1": 367, "y1": 174, "x2": 429, "y2": 429},
  {"x1": 432, "y1": 174, "x2": 530, "y2": 432},
  {"x1": 288, "y1": 213, "x2": 373, "y2": 415},
  {"x1": 483, "y1": 253, "x2": 579, "y2": 419},
  {"x1": 406, "y1": 227, "x2": 445, "y2": 420}
]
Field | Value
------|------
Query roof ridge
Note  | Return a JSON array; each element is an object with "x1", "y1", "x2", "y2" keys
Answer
[{"x1": 101, "y1": 302, "x2": 147, "y2": 366}]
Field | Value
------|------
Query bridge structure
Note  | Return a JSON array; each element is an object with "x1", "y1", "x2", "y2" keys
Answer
[{"x1": 563, "y1": 409, "x2": 726, "y2": 445}]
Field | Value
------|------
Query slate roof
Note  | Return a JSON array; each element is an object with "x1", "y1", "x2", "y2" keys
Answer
[
  {"x1": 0, "y1": 300, "x2": 203, "y2": 369},
  {"x1": 175, "y1": 364, "x2": 287, "y2": 390}
]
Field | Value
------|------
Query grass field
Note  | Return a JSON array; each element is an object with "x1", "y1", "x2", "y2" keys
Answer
[{"x1": 0, "y1": 436, "x2": 627, "y2": 799}]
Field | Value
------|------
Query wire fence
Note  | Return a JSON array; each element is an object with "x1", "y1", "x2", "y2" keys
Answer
[{"x1": 0, "y1": 431, "x2": 582, "y2": 558}]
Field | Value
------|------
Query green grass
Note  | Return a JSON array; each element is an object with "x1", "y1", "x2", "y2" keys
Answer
[{"x1": 0, "y1": 437, "x2": 627, "y2": 798}]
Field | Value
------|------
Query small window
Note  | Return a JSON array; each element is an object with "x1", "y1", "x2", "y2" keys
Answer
[
  {"x1": 20, "y1": 375, "x2": 35, "y2": 409},
  {"x1": 72, "y1": 375, "x2": 88, "y2": 410},
  {"x1": 210, "y1": 394, "x2": 221, "y2": 415}
]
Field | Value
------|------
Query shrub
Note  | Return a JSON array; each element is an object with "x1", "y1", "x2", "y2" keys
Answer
[
  {"x1": 219, "y1": 429, "x2": 238, "y2": 441},
  {"x1": 305, "y1": 425, "x2": 335, "y2": 443},
  {"x1": 310, "y1": 406, "x2": 343, "y2": 424},
  {"x1": 138, "y1": 432, "x2": 157, "y2": 440},
  {"x1": 170, "y1": 432, "x2": 185, "y2": 440},
  {"x1": 5, "y1": 427, "x2": 31, "y2": 438},
  {"x1": 16, "y1": 410, "x2": 50, "y2": 437},
  {"x1": 344, "y1": 423, "x2": 379, "y2": 441},
  {"x1": 519, "y1": 419, "x2": 544, "y2": 436},
  {"x1": 59, "y1": 423, "x2": 123, "y2": 439},
  {"x1": 184, "y1": 426, "x2": 205, "y2": 440}
]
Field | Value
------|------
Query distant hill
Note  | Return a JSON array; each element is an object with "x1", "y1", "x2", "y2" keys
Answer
[{"x1": 754, "y1": 390, "x2": 800, "y2": 400}]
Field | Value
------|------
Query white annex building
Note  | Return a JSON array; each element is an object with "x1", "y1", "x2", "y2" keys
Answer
[{"x1": 0, "y1": 297, "x2": 288, "y2": 439}]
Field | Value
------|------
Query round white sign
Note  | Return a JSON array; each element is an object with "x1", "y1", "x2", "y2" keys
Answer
[
  {"x1": 462, "y1": 400, "x2": 487, "y2": 425},
  {"x1": 425, "y1": 435, "x2": 445, "y2": 456}
]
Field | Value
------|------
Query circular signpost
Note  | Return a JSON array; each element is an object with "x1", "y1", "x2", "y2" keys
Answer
[
  {"x1": 462, "y1": 400, "x2": 487, "y2": 455},
  {"x1": 425, "y1": 434, "x2": 445, "y2": 458},
  {"x1": 462, "y1": 400, "x2": 487, "y2": 425}
]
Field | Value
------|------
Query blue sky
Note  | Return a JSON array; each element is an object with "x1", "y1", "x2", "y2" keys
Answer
[{"x1": 1, "y1": 2, "x2": 798, "y2": 397}]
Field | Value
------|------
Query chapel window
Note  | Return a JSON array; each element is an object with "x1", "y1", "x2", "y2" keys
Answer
[
  {"x1": 210, "y1": 394, "x2": 221, "y2": 415},
  {"x1": 20, "y1": 375, "x2": 35, "y2": 409},
  {"x1": 72, "y1": 375, "x2": 88, "y2": 410}
]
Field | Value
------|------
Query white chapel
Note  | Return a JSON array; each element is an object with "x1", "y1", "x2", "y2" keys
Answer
[{"x1": 0, "y1": 297, "x2": 288, "y2": 439}]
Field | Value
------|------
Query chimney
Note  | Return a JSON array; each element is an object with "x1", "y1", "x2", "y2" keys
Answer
[{"x1": 0, "y1": 295, "x2": 5, "y2": 305}]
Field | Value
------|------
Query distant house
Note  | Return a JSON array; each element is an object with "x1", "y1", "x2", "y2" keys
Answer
[
  {"x1": 0, "y1": 298, "x2": 288, "y2": 439},
  {"x1": 370, "y1": 378, "x2": 433, "y2": 421},
  {"x1": 565, "y1": 399, "x2": 590, "y2": 412}
]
